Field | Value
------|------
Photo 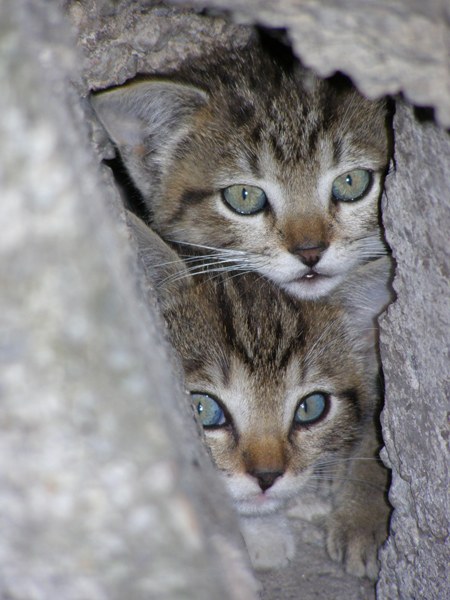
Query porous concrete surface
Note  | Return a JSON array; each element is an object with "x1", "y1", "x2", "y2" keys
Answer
[
  {"x1": 378, "y1": 101, "x2": 450, "y2": 600},
  {"x1": 1, "y1": 0, "x2": 449, "y2": 598},
  {"x1": 67, "y1": 0, "x2": 252, "y2": 92}
]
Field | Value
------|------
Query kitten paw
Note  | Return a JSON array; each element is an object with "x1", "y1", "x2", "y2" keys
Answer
[
  {"x1": 326, "y1": 513, "x2": 386, "y2": 580},
  {"x1": 240, "y1": 515, "x2": 296, "y2": 571}
]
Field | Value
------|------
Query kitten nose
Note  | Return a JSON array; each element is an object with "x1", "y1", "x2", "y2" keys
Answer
[
  {"x1": 291, "y1": 243, "x2": 327, "y2": 267},
  {"x1": 251, "y1": 470, "x2": 284, "y2": 492}
]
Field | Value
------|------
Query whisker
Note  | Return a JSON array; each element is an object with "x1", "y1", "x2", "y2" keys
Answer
[
  {"x1": 159, "y1": 263, "x2": 253, "y2": 286},
  {"x1": 181, "y1": 256, "x2": 256, "y2": 268},
  {"x1": 167, "y1": 238, "x2": 271, "y2": 265},
  {"x1": 167, "y1": 239, "x2": 249, "y2": 256},
  {"x1": 307, "y1": 474, "x2": 387, "y2": 492},
  {"x1": 316, "y1": 457, "x2": 381, "y2": 467}
]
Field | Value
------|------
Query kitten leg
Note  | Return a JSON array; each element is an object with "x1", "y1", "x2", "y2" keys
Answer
[
  {"x1": 239, "y1": 514, "x2": 296, "y2": 571},
  {"x1": 326, "y1": 428, "x2": 390, "y2": 580}
]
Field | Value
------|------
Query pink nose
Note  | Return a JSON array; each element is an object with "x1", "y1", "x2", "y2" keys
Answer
[
  {"x1": 291, "y1": 243, "x2": 327, "y2": 267},
  {"x1": 249, "y1": 469, "x2": 284, "y2": 492}
]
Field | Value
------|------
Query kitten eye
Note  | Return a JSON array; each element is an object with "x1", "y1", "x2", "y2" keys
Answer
[
  {"x1": 222, "y1": 184, "x2": 267, "y2": 215},
  {"x1": 331, "y1": 169, "x2": 372, "y2": 202},
  {"x1": 294, "y1": 392, "x2": 329, "y2": 426},
  {"x1": 191, "y1": 392, "x2": 227, "y2": 428}
]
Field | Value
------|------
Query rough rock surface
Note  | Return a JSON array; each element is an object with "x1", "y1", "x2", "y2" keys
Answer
[
  {"x1": 67, "y1": 0, "x2": 253, "y2": 92},
  {"x1": 378, "y1": 102, "x2": 450, "y2": 600},
  {"x1": 1, "y1": 0, "x2": 449, "y2": 599}
]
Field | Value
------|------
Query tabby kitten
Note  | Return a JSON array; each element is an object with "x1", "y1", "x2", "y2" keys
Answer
[
  {"x1": 91, "y1": 37, "x2": 392, "y2": 299},
  {"x1": 128, "y1": 212, "x2": 392, "y2": 579}
]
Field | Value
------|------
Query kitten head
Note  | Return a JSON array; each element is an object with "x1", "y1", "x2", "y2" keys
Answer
[
  {"x1": 92, "y1": 40, "x2": 392, "y2": 300},
  {"x1": 128, "y1": 213, "x2": 392, "y2": 517}
]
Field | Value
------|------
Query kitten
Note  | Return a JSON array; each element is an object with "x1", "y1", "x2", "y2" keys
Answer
[
  {"x1": 91, "y1": 37, "x2": 392, "y2": 300},
  {"x1": 128, "y1": 212, "x2": 392, "y2": 579}
]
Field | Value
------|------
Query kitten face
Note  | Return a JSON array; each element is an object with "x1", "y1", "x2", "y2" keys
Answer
[
  {"x1": 92, "y1": 41, "x2": 391, "y2": 299},
  {"x1": 127, "y1": 212, "x2": 392, "y2": 578},
  {"x1": 164, "y1": 273, "x2": 377, "y2": 517}
]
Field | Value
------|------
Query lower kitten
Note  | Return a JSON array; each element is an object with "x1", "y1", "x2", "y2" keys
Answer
[{"x1": 128, "y1": 212, "x2": 392, "y2": 579}]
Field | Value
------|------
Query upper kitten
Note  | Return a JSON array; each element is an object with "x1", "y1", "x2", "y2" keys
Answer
[
  {"x1": 91, "y1": 37, "x2": 392, "y2": 299},
  {"x1": 128, "y1": 212, "x2": 393, "y2": 579}
]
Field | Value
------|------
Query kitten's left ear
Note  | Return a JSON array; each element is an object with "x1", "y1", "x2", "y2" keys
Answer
[
  {"x1": 90, "y1": 79, "x2": 208, "y2": 153},
  {"x1": 126, "y1": 211, "x2": 192, "y2": 307},
  {"x1": 331, "y1": 256, "x2": 395, "y2": 353}
]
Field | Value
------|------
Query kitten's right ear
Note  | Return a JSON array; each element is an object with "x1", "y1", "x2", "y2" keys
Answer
[
  {"x1": 126, "y1": 211, "x2": 192, "y2": 307},
  {"x1": 90, "y1": 80, "x2": 208, "y2": 153}
]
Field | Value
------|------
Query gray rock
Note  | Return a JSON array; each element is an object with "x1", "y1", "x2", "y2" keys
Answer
[
  {"x1": 66, "y1": 0, "x2": 253, "y2": 92},
  {"x1": 378, "y1": 101, "x2": 450, "y2": 600}
]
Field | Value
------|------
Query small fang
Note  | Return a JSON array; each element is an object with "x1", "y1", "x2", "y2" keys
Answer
[{"x1": 305, "y1": 273, "x2": 315, "y2": 279}]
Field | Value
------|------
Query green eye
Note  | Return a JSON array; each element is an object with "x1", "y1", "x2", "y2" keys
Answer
[
  {"x1": 294, "y1": 392, "x2": 328, "y2": 426},
  {"x1": 222, "y1": 184, "x2": 267, "y2": 215},
  {"x1": 331, "y1": 169, "x2": 372, "y2": 202},
  {"x1": 191, "y1": 392, "x2": 227, "y2": 428}
]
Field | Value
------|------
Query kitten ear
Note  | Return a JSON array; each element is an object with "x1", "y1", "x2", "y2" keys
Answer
[
  {"x1": 126, "y1": 210, "x2": 192, "y2": 306},
  {"x1": 331, "y1": 256, "x2": 395, "y2": 353},
  {"x1": 91, "y1": 80, "x2": 208, "y2": 153}
]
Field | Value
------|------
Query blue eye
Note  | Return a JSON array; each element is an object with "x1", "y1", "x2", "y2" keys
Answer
[
  {"x1": 294, "y1": 392, "x2": 328, "y2": 426},
  {"x1": 331, "y1": 169, "x2": 372, "y2": 202},
  {"x1": 222, "y1": 184, "x2": 267, "y2": 215},
  {"x1": 191, "y1": 392, "x2": 227, "y2": 428}
]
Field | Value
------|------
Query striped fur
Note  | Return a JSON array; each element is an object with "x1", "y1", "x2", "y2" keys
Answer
[
  {"x1": 128, "y1": 212, "x2": 393, "y2": 579},
  {"x1": 92, "y1": 36, "x2": 392, "y2": 299}
]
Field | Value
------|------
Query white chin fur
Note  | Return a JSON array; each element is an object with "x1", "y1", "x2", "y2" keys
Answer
[{"x1": 235, "y1": 495, "x2": 285, "y2": 516}]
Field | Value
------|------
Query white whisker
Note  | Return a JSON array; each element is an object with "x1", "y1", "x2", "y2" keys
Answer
[
  {"x1": 308, "y1": 473, "x2": 387, "y2": 492},
  {"x1": 159, "y1": 263, "x2": 253, "y2": 287}
]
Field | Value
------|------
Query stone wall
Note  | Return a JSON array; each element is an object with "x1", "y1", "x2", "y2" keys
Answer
[{"x1": 0, "y1": 0, "x2": 448, "y2": 599}]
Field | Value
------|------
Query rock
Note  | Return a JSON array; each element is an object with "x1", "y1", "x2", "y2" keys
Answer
[{"x1": 378, "y1": 101, "x2": 450, "y2": 600}]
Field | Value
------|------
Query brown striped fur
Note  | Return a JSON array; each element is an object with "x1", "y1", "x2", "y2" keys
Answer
[
  {"x1": 92, "y1": 36, "x2": 392, "y2": 299},
  {"x1": 128, "y1": 213, "x2": 393, "y2": 579}
]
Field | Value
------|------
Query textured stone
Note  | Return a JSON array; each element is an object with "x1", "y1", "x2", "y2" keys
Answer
[
  {"x1": 377, "y1": 101, "x2": 450, "y2": 600},
  {"x1": 66, "y1": 0, "x2": 252, "y2": 92}
]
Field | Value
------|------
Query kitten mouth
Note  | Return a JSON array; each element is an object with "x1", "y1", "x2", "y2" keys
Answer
[{"x1": 300, "y1": 270, "x2": 326, "y2": 281}]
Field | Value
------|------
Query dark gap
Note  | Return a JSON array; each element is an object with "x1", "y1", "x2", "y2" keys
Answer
[
  {"x1": 413, "y1": 104, "x2": 436, "y2": 123},
  {"x1": 104, "y1": 154, "x2": 149, "y2": 223}
]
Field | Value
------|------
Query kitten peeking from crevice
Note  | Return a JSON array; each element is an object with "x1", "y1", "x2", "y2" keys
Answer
[
  {"x1": 91, "y1": 31, "x2": 394, "y2": 580},
  {"x1": 91, "y1": 32, "x2": 393, "y2": 300},
  {"x1": 127, "y1": 211, "x2": 393, "y2": 580}
]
